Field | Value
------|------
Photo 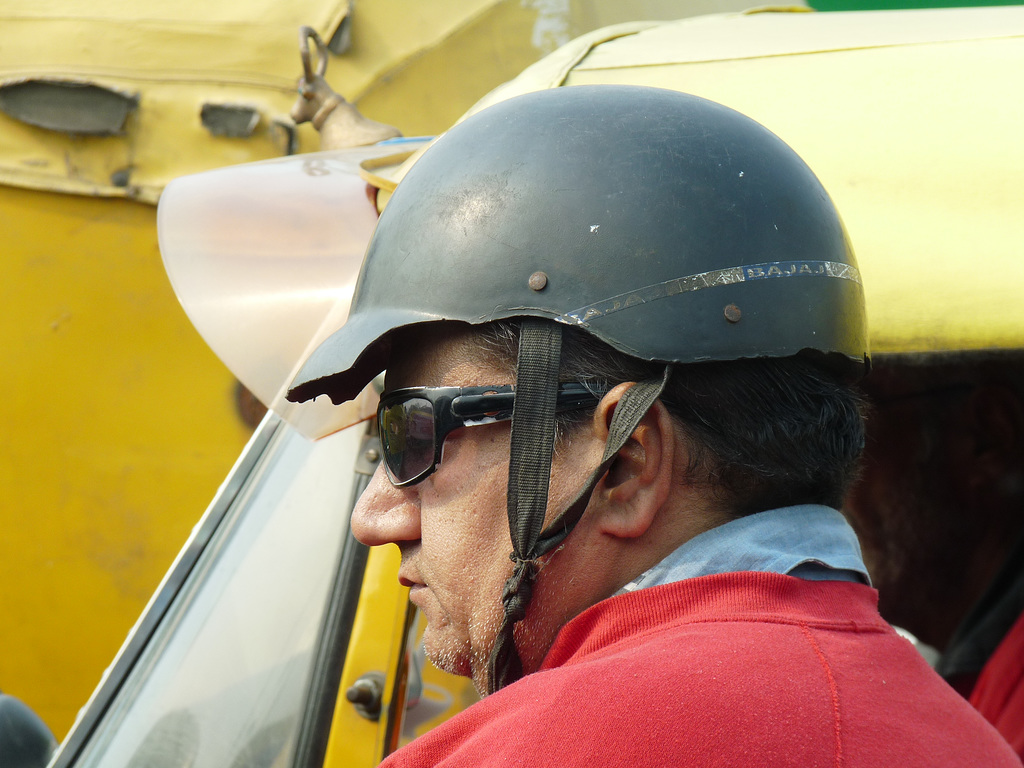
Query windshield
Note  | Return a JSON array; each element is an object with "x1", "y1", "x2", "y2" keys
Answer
[{"x1": 71, "y1": 419, "x2": 364, "y2": 768}]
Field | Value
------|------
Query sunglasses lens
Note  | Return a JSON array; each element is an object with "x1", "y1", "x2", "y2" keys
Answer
[{"x1": 379, "y1": 397, "x2": 436, "y2": 484}]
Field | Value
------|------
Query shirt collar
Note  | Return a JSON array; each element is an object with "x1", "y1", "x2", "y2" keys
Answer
[{"x1": 619, "y1": 504, "x2": 870, "y2": 594}]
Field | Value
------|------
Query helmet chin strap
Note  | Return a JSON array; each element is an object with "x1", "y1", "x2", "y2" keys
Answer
[{"x1": 486, "y1": 318, "x2": 670, "y2": 694}]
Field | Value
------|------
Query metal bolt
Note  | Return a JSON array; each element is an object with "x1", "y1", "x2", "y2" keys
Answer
[
  {"x1": 724, "y1": 304, "x2": 742, "y2": 323},
  {"x1": 529, "y1": 271, "x2": 548, "y2": 291},
  {"x1": 346, "y1": 680, "x2": 376, "y2": 705},
  {"x1": 346, "y1": 672, "x2": 385, "y2": 721},
  {"x1": 364, "y1": 447, "x2": 380, "y2": 463}
]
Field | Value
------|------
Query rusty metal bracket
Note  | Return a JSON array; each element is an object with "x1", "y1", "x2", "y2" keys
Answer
[
  {"x1": 291, "y1": 24, "x2": 401, "y2": 149},
  {"x1": 298, "y1": 26, "x2": 329, "y2": 98}
]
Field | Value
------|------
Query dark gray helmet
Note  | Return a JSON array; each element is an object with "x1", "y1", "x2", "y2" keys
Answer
[
  {"x1": 288, "y1": 84, "x2": 867, "y2": 405},
  {"x1": 288, "y1": 84, "x2": 869, "y2": 694}
]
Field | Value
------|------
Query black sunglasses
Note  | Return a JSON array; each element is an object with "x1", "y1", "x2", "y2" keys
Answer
[{"x1": 377, "y1": 383, "x2": 602, "y2": 487}]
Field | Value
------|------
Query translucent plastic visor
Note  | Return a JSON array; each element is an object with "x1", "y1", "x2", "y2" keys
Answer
[{"x1": 158, "y1": 139, "x2": 429, "y2": 438}]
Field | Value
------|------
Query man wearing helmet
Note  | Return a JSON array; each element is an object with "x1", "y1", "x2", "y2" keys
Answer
[{"x1": 289, "y1": 86, "x2": 1020, "y2": 765}]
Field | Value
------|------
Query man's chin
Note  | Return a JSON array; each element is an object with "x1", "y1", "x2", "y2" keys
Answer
[{"x1": 421, "y1": 627, "x2": 473, "y2": 679}]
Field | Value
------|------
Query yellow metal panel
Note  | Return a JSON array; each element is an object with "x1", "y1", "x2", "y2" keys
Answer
[
  {"x1": 572, "y1": 5, "x2": 1015, "y2": 67},
  {"x1": 356, "y1": 1, "x2": 773, "y2": 137},
  {"x1": 355, "y1": 0, "x2": 550, "y2": 138},
  {"x1": 0, "y1": 0, "x2": 516, "y2": 199},
  {"x1": 0, "y1": 185, "x2": 252, "y2": 735},
  {"x1": 0, "y1": 0, "x2": 352, "y2": 76},
  {"x1": 323, "y1": 544, "x2": 409, "y2": 767}
]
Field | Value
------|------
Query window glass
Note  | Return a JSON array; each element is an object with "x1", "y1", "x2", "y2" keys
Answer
[{"x1": 74, "y1": 420, "x2": 364, "y2": 768}]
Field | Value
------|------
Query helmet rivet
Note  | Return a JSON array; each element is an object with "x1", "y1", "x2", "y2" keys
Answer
[
  {"x1": 724, "y1": 304, "x2": 742, "y2": 323},
  {"x1": 528, "y1": 271, "x2": 548, "y2": 291}
]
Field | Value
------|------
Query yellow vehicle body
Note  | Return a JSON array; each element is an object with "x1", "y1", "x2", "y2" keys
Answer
[
  {"x1": 2, "y1": 0, "x2": 751, "y2": 737},
  {"x1": 1, "y1": 185, "x2": 252, "y2": 737}
]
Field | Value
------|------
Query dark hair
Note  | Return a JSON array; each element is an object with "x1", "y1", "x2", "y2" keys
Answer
[{"x1": 477, "y1": 319, "x2": 866, "y2": 516}]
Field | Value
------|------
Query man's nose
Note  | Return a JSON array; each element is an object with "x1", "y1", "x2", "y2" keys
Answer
[{"x1": 350, "y1": 463, "x2": 421, "y2": 546}]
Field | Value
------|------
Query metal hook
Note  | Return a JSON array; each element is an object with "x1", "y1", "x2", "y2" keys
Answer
[{"x1": 298, "y1": 25, "x2": 329, "y2": 86}]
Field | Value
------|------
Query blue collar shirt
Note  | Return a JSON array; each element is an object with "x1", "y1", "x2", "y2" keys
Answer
[{"x1": 619, "y1": 504, "x2": 870, "y2": 595}]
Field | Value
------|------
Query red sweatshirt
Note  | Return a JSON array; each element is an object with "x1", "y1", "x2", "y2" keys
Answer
[
  {"x1": 971, "y1": 609, "x2": 1024, "y2": 758},
  {"x1": 384, "y1": 572, "x2": 1021, "y2": 767}
]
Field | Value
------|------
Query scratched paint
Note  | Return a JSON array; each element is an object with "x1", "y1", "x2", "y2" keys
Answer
[{"x1": 523, "y1": 0, "x2": 571, "y2": 52}]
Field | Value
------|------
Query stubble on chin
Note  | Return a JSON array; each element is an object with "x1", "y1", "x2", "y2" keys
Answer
[{"x1": 419, "y1": 600, "x2": 504, "y2": 694}]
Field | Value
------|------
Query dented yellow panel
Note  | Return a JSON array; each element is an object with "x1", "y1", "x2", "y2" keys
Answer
[
  {"x1": 0, "y1": 0, "x2": 352, "y2": 199},
  {"x1": 0, "y1": 0, "x2": 543, "y2": 199}
]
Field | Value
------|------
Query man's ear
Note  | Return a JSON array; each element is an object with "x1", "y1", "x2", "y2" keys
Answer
[{"x1": 589, "y1": 383, "x2": 677, "y2": 540}]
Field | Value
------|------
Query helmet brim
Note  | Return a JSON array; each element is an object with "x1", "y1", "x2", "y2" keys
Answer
[{"x1": 287, "y1": 307, "x2": 449, "y2": 404}]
